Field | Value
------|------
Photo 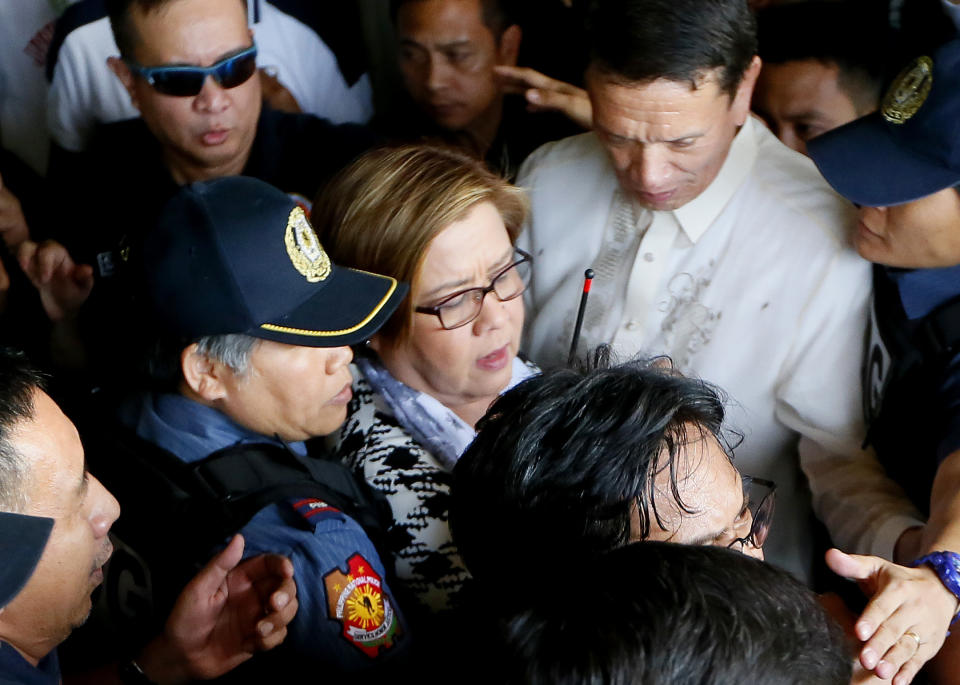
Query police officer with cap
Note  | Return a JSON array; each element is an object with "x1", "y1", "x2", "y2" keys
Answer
[
  {"x1": 809, "y1": 37, "x2": 960, "y2": 684},
  {"x1": 119, "y1": 176, "x2": 412, "y2": 674}
]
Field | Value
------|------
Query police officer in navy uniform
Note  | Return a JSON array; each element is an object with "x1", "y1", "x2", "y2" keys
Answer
[{"x1": 809, "y1": 37, "x2": 960, "y2": 684}]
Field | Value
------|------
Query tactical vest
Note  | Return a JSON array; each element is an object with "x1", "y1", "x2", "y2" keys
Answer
[
  {"x1": 863, "y1": 265, "x2": 960, "y2": 515},
  {"x1": 66, "y1": 420, "x2": 396, "y2": 667}
]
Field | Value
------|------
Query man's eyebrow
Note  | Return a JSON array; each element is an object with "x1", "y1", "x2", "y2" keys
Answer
[
  {"x1": 437, "y1": 40, "x2": 472, "y2": 51},
  {"x1": 684, "y1": 489, "x2": 749, "y2": 547},
  {"x1": 161, "y1": 44, "x2": 253, "y2": 68},
  {"x1": 665, "y1": 132, "x2": 706, "y2": 144},
  {"x1": 685, "y1": 526, "x2": 729, "y2": 547}
]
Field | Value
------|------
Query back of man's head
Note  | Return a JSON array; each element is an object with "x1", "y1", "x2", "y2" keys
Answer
[
  {"x1": 757, "y1": 1, "x2": 886, "y2": 115},
  {"x1": 586, "y1": 0, "x2": 757, "y2": 97},
  {"x1": 0, "y1": 349, "x2": 44, "y2": 513},
  {"x1": 497, "y1": 541, "x2": 852, "y2": 684},
  {"x1": 451, "y1": 354, "x2": 733, "y2": 589}
]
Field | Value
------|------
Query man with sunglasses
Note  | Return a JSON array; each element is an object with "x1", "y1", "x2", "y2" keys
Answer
[{"x1": 27, "y1": 0, "x2": 378, "y2": 388}]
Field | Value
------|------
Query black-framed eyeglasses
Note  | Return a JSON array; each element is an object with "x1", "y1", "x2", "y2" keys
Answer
[
  {"x1": 414, "y1": 248, "x2": 533, "y2": 330},
  {"x1": 125, "y1": 44, "x2": 258, "y2": 97},
  {"x1": 727, "y1": 476, "x2": 776, "y2": 551}
]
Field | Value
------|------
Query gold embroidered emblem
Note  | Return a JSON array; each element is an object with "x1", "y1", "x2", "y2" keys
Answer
[
  {"x1": 881, "y1": 56, "x2": 933, "y2": 124},
  {"x1": 284, "y1": 206, "x2": 331, "y2": 282}
]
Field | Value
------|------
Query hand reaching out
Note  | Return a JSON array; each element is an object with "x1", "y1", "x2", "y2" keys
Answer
[
  {"x1": 138, "y1": 534, "x2": 299, "y2": 683},
  {"x1": 17, "y1": 239, "x2": 94, "y2": 322},
  {"x1": 827, "y1": 548, "x2": 958, "y2": 685},
  {"x1": 494, "y1": 65, "x2": 592, "y2": 130}
]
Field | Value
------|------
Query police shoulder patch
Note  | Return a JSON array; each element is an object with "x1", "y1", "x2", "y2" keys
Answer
[
  {"x1": 323, "y1": 553, "x2": 402, "y2": 657},
  {"x1": 881, "y1": 56, "x2": 934, "y2": 125}
]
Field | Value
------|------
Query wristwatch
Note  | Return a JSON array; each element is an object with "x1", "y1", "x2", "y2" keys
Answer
[{"x1": 910, "y1": 551, "x2": 960, "y2": 627}]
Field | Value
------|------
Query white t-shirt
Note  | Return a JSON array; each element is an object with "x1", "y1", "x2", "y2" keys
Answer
[
  {"x1": 518, "y1": 117, "x2": 923, "y2": 581},
  {"x1": 0, "y1": 0, "x2": 69, "y2": 173},
  {"x1": 46, "y1": 0, "x2": 373, "y2": 153}
]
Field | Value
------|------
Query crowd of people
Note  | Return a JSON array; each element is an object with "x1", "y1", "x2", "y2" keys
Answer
[{"x1": 1, "y1": 0, "x2": 960, "y2": 682}]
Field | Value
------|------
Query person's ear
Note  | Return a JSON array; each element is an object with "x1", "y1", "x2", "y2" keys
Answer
[
  {"x1": 367, "y1": 334, "x2": 383, "y2": 354},
  {"x1": 731, "y1": 55, "x2": 762, "y2": 126},
  {"x1": 107, "y1": 56, "x2": 141, "y2": 111},
  {"x1": 180, "y1": 344, "x2": 228, "y2": 402},
  {"x1": 497, "y1": 24, "x2": 522, "y2": 66}
]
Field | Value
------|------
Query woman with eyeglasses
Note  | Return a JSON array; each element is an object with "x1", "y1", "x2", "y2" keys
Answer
[{"x1": 312, "y1": 145, "x2": 537, "y2": 614}]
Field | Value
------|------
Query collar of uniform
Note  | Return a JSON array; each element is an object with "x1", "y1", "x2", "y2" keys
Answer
[
  {"x1": 672, "y1": 116, "x2": 759, "y2": 244},
  {"x1": 887, "y1": 263, "x2": 960, "y2": 320}
]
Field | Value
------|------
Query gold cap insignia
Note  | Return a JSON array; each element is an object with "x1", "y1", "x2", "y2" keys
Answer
[
  {"x1": 284, "y1": 206, "x2": 331, "y2": 283},
  {"x1": 881, "y1": 56, "x2": 933, "y2": 125}
]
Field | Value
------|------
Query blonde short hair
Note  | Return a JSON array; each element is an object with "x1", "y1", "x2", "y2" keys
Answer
[{"x1": 312, "y1": 144, "x2": 528, "y2": 342}]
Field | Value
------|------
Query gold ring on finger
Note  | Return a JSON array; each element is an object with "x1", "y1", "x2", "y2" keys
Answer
[{"x1": 904, "y1": 631, "x2": 922, "y2": 649}]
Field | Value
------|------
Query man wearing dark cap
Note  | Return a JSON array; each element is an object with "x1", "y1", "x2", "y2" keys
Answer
[
  {"x1": 809, "y1": 37, "x2": 960, "y2": 685},
  {"x1": 0, "y1": 348, "x2": 299, "y2": 684},
  {"x1": 120, "y1": 176, "x2": 411, "y2": 673}
]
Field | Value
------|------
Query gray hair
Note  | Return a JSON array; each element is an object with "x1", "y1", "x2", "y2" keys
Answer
[
  {"x1": 193, "y1": 334, "x2": 260, "y2": 376},
  {"x1": 0, "y1": 350, "x2": 46, "y2": 512}
]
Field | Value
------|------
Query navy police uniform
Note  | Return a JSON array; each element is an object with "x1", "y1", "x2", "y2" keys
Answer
[
  {"x1": 863, "y1": 264, "x2": 960, "y2": 512},
  {"x1": 810, "y1": 39, "x2": 960, "y2": 513}
]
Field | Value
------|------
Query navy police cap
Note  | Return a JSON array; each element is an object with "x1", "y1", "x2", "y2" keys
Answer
[
  {"x1": 0, "y1": 512, "x2": 53, "y2": 608},
  {"x1": 808, "y1": 38, "x2": 960, "y2": 207},
  {"x1": 144, "y1": 177, "x2": 408, "y2": 347}
]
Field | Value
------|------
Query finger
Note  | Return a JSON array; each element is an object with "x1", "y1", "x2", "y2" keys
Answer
[
  {"x1": 268, "y1": 581, "x2": 298, "y2": 623},
  {"x1": 494, "y1": 65, "x2": 563, "y2": 91},
  {"x1": 874, "y1": 627, "x2": 924, "y2": 680},
  {"x1": 860, "y1": 605, "x2": 912, "y2": 671},
  {"x1": 892, "y1": 653, "x2": 925, "y2": 685},
  {"x1": 255, "y1": 623, "x2": 287, "y2": 652},
  {"x1": 262, "y1": 553, "x2": 295, "y2": 580},
  {"x1": 190, "y1": 534, "x2": 245, "y2": 599},
  {"x1": 16, "y1": 241, "x2": 37, "y2": 276},
  {"x1": 826, "y1": 548, "x2": 884, "y2": 582},
  {"x1": 73, "y1": 264, "x2": 95, "y2": 289},
  {"x1": 37, "y1": 245, "x2": 67, "y2": 283}
]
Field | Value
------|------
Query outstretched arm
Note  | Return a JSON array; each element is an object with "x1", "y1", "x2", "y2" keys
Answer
[
  {"x1": 16, "y1": 239, "x2": 94, "y2": 322},
  {"x1": 826, "y1": 548, "x2": 957, "y2": 685},
  {"x1": 66, "y1": 536, "x2": 297, "y2": 685},
  {"x1": 494, "y1": 65, "x2": 592, "y2": 130},
  {"x1": 136, "y1": 534, "x2": 298, "y2": 683}
]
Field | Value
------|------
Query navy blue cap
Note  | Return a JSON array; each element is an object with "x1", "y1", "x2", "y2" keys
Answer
[
  {"x1": 144, "y1": 177, "x2": 408, "y2": 347},
  {"x1": 808, "y1": 39, "x2": 960, "y2": 207},
  {"x1": 0, "y1": 512, "x2": 53, "y2": 608}
]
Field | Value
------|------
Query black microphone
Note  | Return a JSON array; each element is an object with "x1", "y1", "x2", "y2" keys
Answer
[{"x1": 567, "y1": 268, "x2": 595, "y2": 366}]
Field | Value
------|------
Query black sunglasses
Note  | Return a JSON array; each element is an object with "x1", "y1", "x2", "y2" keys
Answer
[{"x1": 125, "y1": 44, "x2": 258, "y2": 97}]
